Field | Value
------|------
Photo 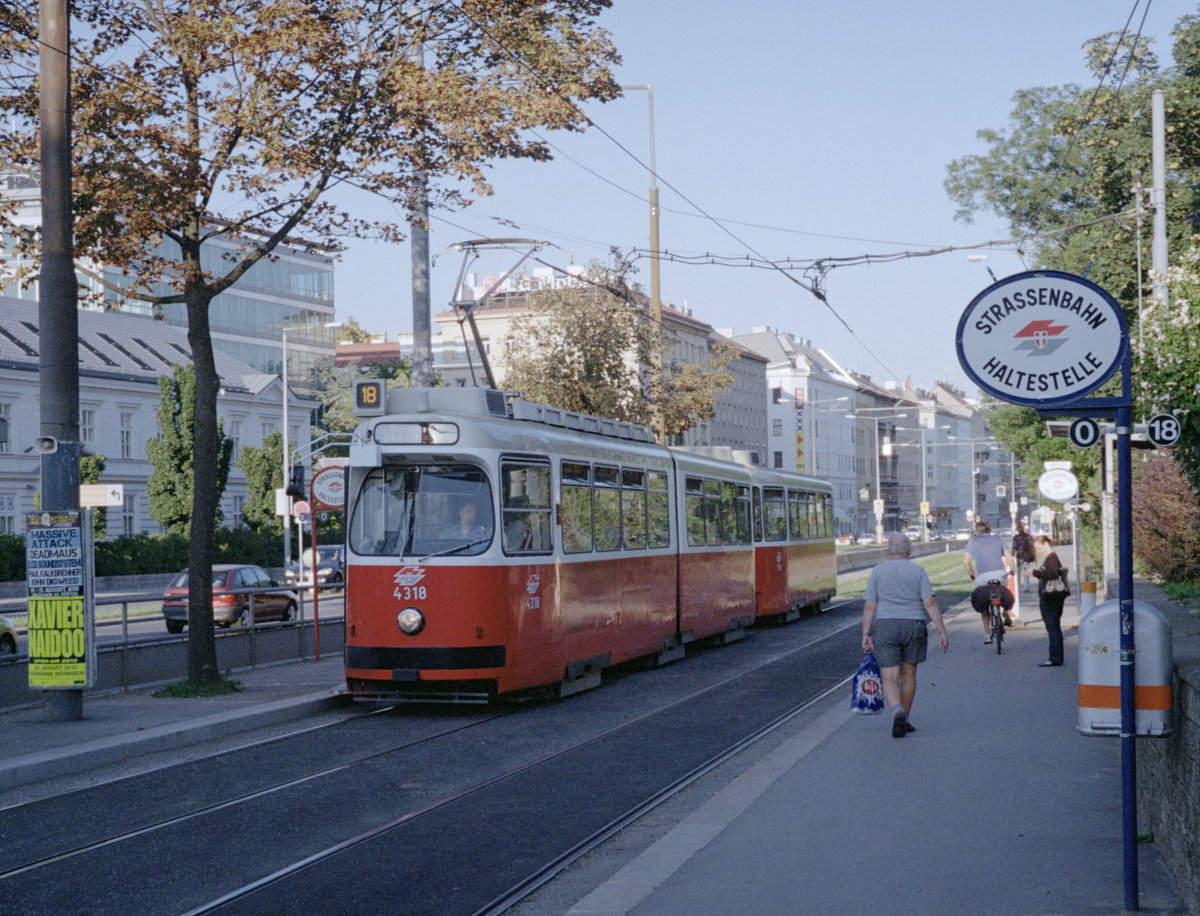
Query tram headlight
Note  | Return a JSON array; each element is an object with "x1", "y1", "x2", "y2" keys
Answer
[{"x1": 396, "y1": 607, "x2": 425, "y2": 635}]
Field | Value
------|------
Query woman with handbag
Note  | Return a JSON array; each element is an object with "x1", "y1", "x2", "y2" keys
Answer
[{"x1": 1031, "y1": 535, "x2": 1069, "y2": 667}]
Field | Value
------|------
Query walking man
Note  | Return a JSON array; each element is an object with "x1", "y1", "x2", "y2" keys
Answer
[{"x1": 862, "y1": 533, "x2": 949, "y2": 738}]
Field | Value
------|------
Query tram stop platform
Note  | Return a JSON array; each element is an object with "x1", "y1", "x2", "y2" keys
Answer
[
  {"x1": 0, "y1": 579, "x2": 1192, "y2": 915},
  {"x1": 550, "y1": 578, "x2": 1190, "y2": 916}
]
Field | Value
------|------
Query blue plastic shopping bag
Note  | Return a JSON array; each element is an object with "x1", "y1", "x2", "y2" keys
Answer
[{"x1": 850, "y1": 653, "x2": 884, "y2": 715}]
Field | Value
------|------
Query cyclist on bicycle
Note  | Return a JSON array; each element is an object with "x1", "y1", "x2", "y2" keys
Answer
[{"x1": 962, "y1": 520, "x2": 1014, "y2": 644}]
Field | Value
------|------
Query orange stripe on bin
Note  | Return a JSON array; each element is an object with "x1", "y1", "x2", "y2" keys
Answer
[{"x1": 1078, "y1": 684, "x2": 1172, "y2": 711}]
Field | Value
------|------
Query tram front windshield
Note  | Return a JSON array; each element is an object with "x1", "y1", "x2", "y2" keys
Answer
[{"x1": 350, "y1": 464, "x2": 493, "y2": 558}]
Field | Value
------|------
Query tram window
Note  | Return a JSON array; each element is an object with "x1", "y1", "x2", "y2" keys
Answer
[
  {"x1": 763, "y1": 487, "x2": 787, "y2": 542},
  {"x1": 751, "y1": 487, "x2": 763, "y2": 542},
  {"x1": 647, "y1": 471, "x2": 670, "y2": 547},
  {"x1": 806, "y1": 492, "x2": 819, "y2": 540},
  {"x1": 594, "y1": 464, "x2": 621, "y2": 551},
  {"x1": 621, "y1": 468, "x2": 647, "y2": 550},
  {"x1": 788, "y1": 489, "x2": 805, "y2": 540},
  {"x1": 823, "y1": 495, "x2": 835, "y2": 538},
  {"x1": 685, "y1": 476, "x2": 705, "y2": 547},
  {"x1": 735, "y1": 484, "x2": 752, "y2": 545},
  {"x1": 349, "y1": 465, "x2": 492, "y2": 557},
  {"x1": 712, "y1": 480, "x2": 729, "y2": 547},
  {"x1": 561, "y1": 462, "x2": 593, "y2": 554},
  {"x1": 501, "y1": 461, "x2": 552, "y2": 555}
]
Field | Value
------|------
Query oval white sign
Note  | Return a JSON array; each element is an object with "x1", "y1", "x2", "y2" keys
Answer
[
  {"x1": 957, "y1": 270, "x2": 1127, "y2": 406},
  {"x1": 311, "y1": 466, "x2": 345, "y2": 509},
  {"x1": 1038, "y1": 468, "x2": 1079, "y2": 502}
]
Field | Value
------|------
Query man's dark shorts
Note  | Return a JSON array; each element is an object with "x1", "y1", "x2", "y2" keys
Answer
[
  {"x1": 870, "y1": 618, "x2": 929, "y2": 667},
  {"x1": 971, "y1": 582, "x2": 1014, "y2": 614}
]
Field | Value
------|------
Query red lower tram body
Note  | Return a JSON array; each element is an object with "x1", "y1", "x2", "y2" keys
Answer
[{"x1": 344, "y1": 543, "x2": 832, "y2": 703}]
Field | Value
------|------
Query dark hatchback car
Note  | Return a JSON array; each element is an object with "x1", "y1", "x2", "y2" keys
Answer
[
  {"x1": 162, "y1": 564, "x2": 298, "y2": 633},
  {"x1": 284, "y1": 545, "x2": 345, "y2": 590}
]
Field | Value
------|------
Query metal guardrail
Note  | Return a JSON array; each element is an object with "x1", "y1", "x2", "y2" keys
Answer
[{"x1": 0, "y1": 584, "x2": 345, "y2": 711}]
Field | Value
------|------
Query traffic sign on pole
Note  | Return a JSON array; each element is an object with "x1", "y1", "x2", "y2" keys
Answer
[
  {"x1": 1068, "y1": 417, "x2": 1101, "y2": 449},
  {"x1": 1146, "y1": 413, "x2": 1181, "y2": 447}
]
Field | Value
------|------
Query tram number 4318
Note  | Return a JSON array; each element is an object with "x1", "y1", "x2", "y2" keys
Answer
[{"x1": 394, "y1": 585, "x2": 427, "y2": 601}]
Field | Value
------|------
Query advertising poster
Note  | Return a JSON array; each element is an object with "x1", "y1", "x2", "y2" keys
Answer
[{"x1": 25, "y1": 510, "x2": 95, "y2": 688}]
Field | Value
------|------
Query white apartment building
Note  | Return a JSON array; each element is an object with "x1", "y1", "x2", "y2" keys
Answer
[{"x1": 0, "y1": 297, "x2": 316, "y2": 536}]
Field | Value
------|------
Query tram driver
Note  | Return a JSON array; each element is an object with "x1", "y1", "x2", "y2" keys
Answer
[{"x1": 436, "y1": 500, "x2": 490, "y2": 542}]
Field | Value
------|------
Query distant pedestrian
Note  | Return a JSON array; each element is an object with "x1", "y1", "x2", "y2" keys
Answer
[
  {"x1": 862, "y1": 532, "x2": 949, "y2": 738},
  {"x1": 1031, "y1": 535, "x2": 1068, "y2": 667},
  {"x1": 1011, "y1": 525, "x2": 1035, "y2": 592},
  {"x1": 963, "y1": 520, "x2": 1015, "y2": 642}
]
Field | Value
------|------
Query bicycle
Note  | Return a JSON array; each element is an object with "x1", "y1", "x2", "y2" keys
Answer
[{"x1": 986, "y1": 578, "x2": 1005, "y2": 655}]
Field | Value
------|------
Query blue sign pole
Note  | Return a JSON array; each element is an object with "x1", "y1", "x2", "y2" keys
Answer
[
  {"x1": 956, "y1": 271, "x2": 1138, "y2": 909},
  {"x1": 1115, "y1": 351, "x2": 1138, "y2": 910}
]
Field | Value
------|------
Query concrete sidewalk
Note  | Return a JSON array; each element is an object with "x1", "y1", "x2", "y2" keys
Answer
[
  {"x1": 0, "y1": 653, "x2": 348, "y2": 794},
  {"x1": 562, "y1": 587, "x2": 1187, "y2": 916}
]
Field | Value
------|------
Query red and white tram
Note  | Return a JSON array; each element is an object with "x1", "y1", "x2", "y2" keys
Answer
[{"x1": 343, "y1": 386, "x2": 835, "y2": 703}]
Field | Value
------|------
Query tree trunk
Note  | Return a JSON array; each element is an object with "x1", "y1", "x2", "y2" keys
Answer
[{"x1": 185, "y1": 275, "x2": 220, "y2": 684}]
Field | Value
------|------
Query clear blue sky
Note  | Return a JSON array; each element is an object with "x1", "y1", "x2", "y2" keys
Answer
[{"x1": 332, "y1": 1, "x2": 1186, "y2": 393}]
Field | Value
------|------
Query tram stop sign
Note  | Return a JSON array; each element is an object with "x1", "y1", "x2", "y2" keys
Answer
[{"x1": 956, "y1": 270, "x2": 1127, "y2": 407}]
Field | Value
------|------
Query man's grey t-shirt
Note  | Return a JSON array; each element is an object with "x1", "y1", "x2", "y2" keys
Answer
[
  {"x1": 966, "y1": 533, "x2": 1008, "y2": 583},
  {"x1": 864, "y1": 558, "x2": 934, "y2": 621}
]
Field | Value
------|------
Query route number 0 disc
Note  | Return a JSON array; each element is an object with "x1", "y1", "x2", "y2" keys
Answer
[{"x1": 1068, "y1": 417, "x2": 1101, "y2": 449}]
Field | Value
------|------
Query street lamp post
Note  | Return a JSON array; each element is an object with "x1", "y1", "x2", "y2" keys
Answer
[
  {"x1": 279, "y1": 321, "x2": 340, "y2": 571},
  {"x1": 893, "y1": 424, "x2": 951, "y2": 541},
  {"x1": 281, "y1": 326, "x2": 294, "y2": 571}
]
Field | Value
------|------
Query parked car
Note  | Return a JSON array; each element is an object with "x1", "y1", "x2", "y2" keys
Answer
[
  {"x1": 855, "y1": 533, "x2": 877, "y2": 545},
  {"x1": 0, "y1": 615, "x2": 17, "y2": 656},
  {"x1": 904, "y1": 525, "x2": 923, "y2": 539},
  {"x1": 162, "y1": 564, "x2": 298, "y2": 633},
  {"x1": 955, "y1": 528, "x2": 974, "y2": 541},
  {"x1": 284, "y1": 545, "x2": 345, "y2": 590}
]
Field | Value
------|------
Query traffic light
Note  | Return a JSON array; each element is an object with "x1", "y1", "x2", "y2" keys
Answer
[{"x1": 285, "y1": 465, "x2": 306, "y2": 500}]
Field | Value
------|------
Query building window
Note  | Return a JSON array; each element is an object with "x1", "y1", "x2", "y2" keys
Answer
[
  {"x1": 773, "y1": 451, "x2": 783, "y2": 469},
  {"x1": 232, "y1": 495, "x2": 245, "y2": 528},
  {"x1": 772, "y1": 418, "x2": 782, "y2": 437},
  {"x1": 80, "y1": 408, "x2": 96, "y2": 444},
  {"x1": 121, "y1": 495, "x2": 135, "y2": 536},
  {"x1": 119, "y1": 412, "x2": 134, "y2": 459},
  {"x1": 0, "y1": 493, "x2": 14, "y2": 533},
  {"x1": 261, "y1": 422, "x2": 276, "y2": 442},
  {"x1": 229, "y1": 420, "x2": 242, "y2": 462},
  {"x1": 0, "y1": 403, "x2": 9, "y2": 454},
  {"x1": 771, "y1": 387, "x2": 782, "y2": 404}
]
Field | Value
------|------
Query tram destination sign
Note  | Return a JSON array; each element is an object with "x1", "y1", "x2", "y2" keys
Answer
[{"x1": 956, "y1": 270, "x2": 1127, "y2": 407}]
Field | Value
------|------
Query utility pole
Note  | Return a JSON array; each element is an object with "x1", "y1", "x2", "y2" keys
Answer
[
  {"x1": 39, "y1": 0, "x2": 83, "y2": 720},
  {"x1": 1150, "y1": 89, "x2": 1168, "y2": 308},
  {"x1": 410, "y1": 42, "x2": 434, "y2": 389},
  {"x1": 620, "y1": 84, "x2": 664, "y2": 442}
]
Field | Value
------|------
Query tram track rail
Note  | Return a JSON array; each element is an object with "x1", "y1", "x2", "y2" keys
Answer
[{"x1": 1, "y1": 603, "x2": 870, "y2": 915}]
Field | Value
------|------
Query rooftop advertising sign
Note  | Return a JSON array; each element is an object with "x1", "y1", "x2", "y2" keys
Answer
[{"x1": 956, "y1": 270, "x2": 1127, "y2": 407}]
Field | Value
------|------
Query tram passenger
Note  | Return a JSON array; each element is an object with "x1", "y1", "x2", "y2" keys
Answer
[{"x1": 436, "y1": 500, "x2": 490, "y2": 542}]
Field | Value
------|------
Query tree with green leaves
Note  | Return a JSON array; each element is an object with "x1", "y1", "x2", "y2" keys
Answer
[
  {"x1": 503, "y1": 265, "x2": 733, "y2": 437},
  {"x1": 946, "y1": 10, "x2": 1200, "y2": 569},
  {"x1": 0, "y1": 1, "x2": 618, "y2": 684},
  {"x1": 237, "y1": 430, "x2": 285, "y2": 533},
  {"x1": 945, "y1": 13, "x2": 1200, "y2": 390},
  {"x1": 335, "y1": 318, "x2": 374, "y2": 344},
  {"x1": 146, "y1": 364, "x2": 232, "y2": 535}
]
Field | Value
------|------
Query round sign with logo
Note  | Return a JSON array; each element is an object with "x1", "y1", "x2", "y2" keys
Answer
[
  {"x1": 957, "y1": 270, "x2": 1127, "y2": 407},
  {"x1": 1038, "y1": 468, "x2": 1079, "y2": 502},
  {"x1": 310, "y1": 466, "x2": 346, "y2": 511}
]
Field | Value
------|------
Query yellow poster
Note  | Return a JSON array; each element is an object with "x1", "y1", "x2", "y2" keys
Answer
[{"x1": 27, "y1": 596, "x2": 88, "y2": 686}]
